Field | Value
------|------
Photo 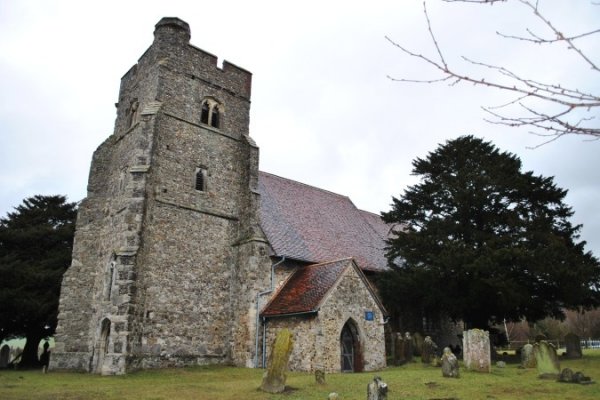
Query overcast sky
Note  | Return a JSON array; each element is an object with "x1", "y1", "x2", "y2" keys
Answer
[{"x1": 1, "y1": 0, "x2": 598, "y2": 256}]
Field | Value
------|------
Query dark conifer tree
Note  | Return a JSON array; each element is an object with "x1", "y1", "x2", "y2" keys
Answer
[
  {"x1": 0, "y1": 195, "x2": 76, "y2": 367},
  {"x1": 379, "y1": 136, "x2": 600, "y2": 329}
]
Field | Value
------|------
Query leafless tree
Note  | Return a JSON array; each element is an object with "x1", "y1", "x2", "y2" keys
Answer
[{"x1": 386, "y1": 0, "x2": 599, "y2": 145}]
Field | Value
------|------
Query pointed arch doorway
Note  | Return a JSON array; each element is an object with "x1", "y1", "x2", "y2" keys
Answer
[
  {"x1": 93, "y1": 318, "x2": 111, "y2": 373},
  {"x1": 340, "y1": 319, "x2": 363, "y2": 372}
]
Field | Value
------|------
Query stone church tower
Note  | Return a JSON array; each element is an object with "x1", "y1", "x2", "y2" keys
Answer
[{"x1": 52, "y1": 17, "x2": 272, "y2": 374}]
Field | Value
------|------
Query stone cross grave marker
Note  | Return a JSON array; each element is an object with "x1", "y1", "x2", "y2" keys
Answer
[
  {"x1": 463, "y1": 329, "x2": 491, "y2": 373},
  {"x1": 260, "y1": 329, "x2": 294, "y2": 393}
]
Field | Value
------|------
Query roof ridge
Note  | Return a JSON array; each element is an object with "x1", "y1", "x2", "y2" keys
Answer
[{"x1": 259, "y1": 170, "x2": 352, "y2": 202}]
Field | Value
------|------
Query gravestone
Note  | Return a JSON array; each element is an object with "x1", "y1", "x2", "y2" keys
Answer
[
  {"x1": 260, "y1": 329, "x2": 294, "y2": 393},
  {"x1": 393, "y1": 333, "x2": 405, "y2": 365},
  {"x1": 0, "y1": 344, "x2": 9, "y2": 368},
  {"x1": 520, "y1": 343, "x2": 536, "y2": 368},
  {"x1": 328, "y1": 393, "x2": 339, "y2": 400},
  {"x1": 533, "y1": 340, "x2": 560, "y2": 379},
  {"x1": 558, "y1": 367, "x2": 593, "y2": 384},
  {"x1": 403, "y1": 332, "x2": 414, "y2": 363},
  {"x1": 463, "y1": 329, "x2": 491, "y2": 373},
  {"x1": 441, "y1": 347, "x2": 459, "y2": 378},
  {"x1": 367, "y1": 376, "x2": 388, "y2": 400},
  {"x1": 564, "y1": 332, "x2": 582, "y2": 359},
  {"x1": 315, "y1": 369, "x2": 326, "y2": 385},
  {"x1": 421, "y1": 336, "x2": 438, "y2": 364},
  {"x1": 413, "y1": 332, "x2": 424, "y2": 356}
]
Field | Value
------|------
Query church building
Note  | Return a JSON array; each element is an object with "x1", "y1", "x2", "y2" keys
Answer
[{"x1": 51, "y1": 17, "x2": 389, "y2": 375}]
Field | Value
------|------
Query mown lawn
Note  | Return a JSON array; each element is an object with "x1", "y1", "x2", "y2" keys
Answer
[{"x1": 1, "y1": 350, "x2": 599, "y2": 400}]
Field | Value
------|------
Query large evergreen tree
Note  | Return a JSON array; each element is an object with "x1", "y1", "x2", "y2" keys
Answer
[
  {"x1": 0, "y1": 195, "x2": 76, "y2": 367},
  {"x1": 380, "y1": 136, "x2": 600, "y2": 329}
]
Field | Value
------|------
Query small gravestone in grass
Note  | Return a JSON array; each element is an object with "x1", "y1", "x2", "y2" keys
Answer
[
  {"x1": 260, "y1": 329, "x2": 294, "y2": 393},
  {"x1": 421, "y1": 336, "x2": 438, "y2": 365},
  {"x1": 367, "y1": 376, "x2": 388, "y2": 400},
  {"x1": 441, "y1": 347, "x2": 460, "y2": 378},
  {"x1": 520, "y1": 343, "x2": 536, "y2": 368},
  {"x1": 394, "y1": 333, "x2": 406, "y2": 365},
  {"x1": 404, "y1": 332, "x2": 414, "y2": 363},
  {"x1": 315, "y1": 369, "x2": 326, "y2": 385},
  {"x1": 533, "y1": 340, "x2": 560, "y2": 379},
  {"x1": 564, "y1": 332, "x2": 582, "y2": 359},
  {"x1": 413, "y1": 332, "x2": 424, "y2": 356},
  {"x1": 463, "y1": 329, "x2": 491, "y2": 373}
]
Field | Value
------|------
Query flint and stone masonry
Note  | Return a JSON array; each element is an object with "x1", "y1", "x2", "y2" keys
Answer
[
  {"x1": 51, "y1": 17, "x2": 387, "y2": 375},
  {"x1": 51, "y1": 17, "x2": 272, "y2": 374}
]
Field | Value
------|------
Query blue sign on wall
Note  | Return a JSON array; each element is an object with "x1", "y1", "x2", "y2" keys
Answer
[{"x1": 365, "y1": 311, "x2": 374, "y2": 321}]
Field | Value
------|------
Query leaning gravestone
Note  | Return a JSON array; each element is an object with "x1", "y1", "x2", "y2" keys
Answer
[
  {"x1": 520, "y1": 343, "x2": 536, "y2": 368},
  {"x1": 260, "y1": 329, "x2": 294, "y2": 393},
  {"x1": 463, "y1": 329, "x2": 491, "y2": 373},
  {"x1": 421, "y1": 336, "x2": 438, "y2": 364},
  {"x1": 441, "y1": 347, "x2": 460, "y2": 378},
  {"x1": 367, "y1": 376, "x2": 388, "y2": 400},
  {"x1": 394, "y1": 333, "x2": 406, "y2": 365},
  {"x1": 564, "y1": 332, "x2": 582, "y2": 359},
  {"x1": 533, "y1": 340, "x2": 560, "y2": 379}
]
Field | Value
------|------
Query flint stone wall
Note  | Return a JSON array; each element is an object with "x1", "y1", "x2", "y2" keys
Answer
[
  {"x1": 264, "y1": 265, "x2": 386, "y2": 372},
  {"x1": 52, "y1": 17, "x2": 273, "y2": 374}
]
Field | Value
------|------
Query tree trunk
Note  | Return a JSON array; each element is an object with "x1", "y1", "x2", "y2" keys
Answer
[{"x1": 19, "y1": 332, "x2": 43, "y2": 368}]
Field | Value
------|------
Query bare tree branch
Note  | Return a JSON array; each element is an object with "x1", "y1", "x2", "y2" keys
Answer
[{"x1": 387, "y1": 0, "x2": 600, "y2": 141}]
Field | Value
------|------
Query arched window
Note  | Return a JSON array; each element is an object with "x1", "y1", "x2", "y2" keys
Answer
[
  {"x1": 195, "y1": 168, "x2": 207, "y2": 192},
  {"x1": 200, "y1": 98, "x2": 223, "y2": 129},
  {"x1": 201, "y1": 102, "x2": 210, "y2": 124},
  {"x1": 211, "y1": 105, "x2": 220, "y2": 128}
]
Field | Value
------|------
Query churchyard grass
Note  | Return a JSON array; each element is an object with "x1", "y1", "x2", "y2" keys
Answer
[{"x1": 1, "y1": 350, "x2": 599, "y2": 400}]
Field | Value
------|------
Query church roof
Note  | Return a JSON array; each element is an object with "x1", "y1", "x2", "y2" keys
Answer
[
  {"x1": 258, "y1": 171, "x2": 390, "y2": 272},
  {"x1": 260, "y1": 258, "x2": 352, "y2": 317}
]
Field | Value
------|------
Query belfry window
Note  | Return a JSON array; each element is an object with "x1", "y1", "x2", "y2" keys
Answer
[
  {"x1": 200, "y1": 98, "x2": 223, "y2": 129},
  {"x1": 195, "y1": 168, "x2": 207, "y2": 192}
]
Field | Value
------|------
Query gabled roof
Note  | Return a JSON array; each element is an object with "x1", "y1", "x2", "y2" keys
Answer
[
  {"x1": 261, "y1": 258, "x2": 351, "y2": 318},
  {"x1": 258, "y1": 171, "x2": 390, "y2": 272}
]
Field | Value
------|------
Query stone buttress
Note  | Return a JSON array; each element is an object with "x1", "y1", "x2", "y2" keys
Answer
[{"x1": 51, "y1": 17, "x2": 272, "y2": 374}]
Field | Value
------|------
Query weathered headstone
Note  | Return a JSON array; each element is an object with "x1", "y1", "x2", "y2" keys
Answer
[
  {"x1": 496, "y1": 361, "x2": 506, "y2": 368},
  {"x1": 413, "y1": 332, "x2": 424, "y2": 356},
  {"x1": 558, "y1": 368, "x2": 593, "y2": 384},
  {"x1": 0, "y1": 344, "x2": 9, "y2": 368},
  {"x1": 441, "y1": 347, "x2": 459, "y2": 378},
  {"x1": 328, "y1": 393, "x2": 339, "y2": 400},
  {"x1": 260, "y1": 329, "x2": 294, "y2": 393},
  {"x1": 421, "y1": 336, "x2": 438, "y2": 364},
  {"x1": 463, "y1": 329, "x2": 491, "y2": 373},
  {"x1": 403, "y1": 332, "x2": 414, "y2": 363},
  {"x1": 520, "y1": 343, "x2": 536, "y2": 368},
  {"x1": 394, "y1": 333, "x2": 406, "y2": 365},
  {"x1": 367, "y1": 376, "x2": 388, "y2": 400},
  {"x1": 564, "y1": 332, "x2": 582, "y2": 359},
  {"x1": 533, "y1": 340, "x2": 560, "y2": 379},
  {"x1": 315, "y1": 369, "x2": 326, "y2": 385}
]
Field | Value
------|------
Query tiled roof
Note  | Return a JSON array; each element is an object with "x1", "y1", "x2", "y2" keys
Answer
[
  {"x1": 258, "y1": 171, "x2": 390, "y2": 272},
  {"x1": 261, "y1": 258, "x2": 352, "y2": 317}
]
